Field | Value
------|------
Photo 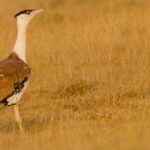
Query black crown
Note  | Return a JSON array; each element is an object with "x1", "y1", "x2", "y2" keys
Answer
[{"x1": 15, "y1": 9, "x2": 34, "y2": 18}]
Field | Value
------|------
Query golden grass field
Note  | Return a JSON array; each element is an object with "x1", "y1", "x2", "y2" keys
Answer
[{"x1": 1, "y1": 0, "x2": 150, "y2": 149}]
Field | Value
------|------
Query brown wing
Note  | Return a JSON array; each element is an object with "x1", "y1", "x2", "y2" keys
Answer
[{"x1": 0, "y1": 53, "x2": 31, "y2": 101}]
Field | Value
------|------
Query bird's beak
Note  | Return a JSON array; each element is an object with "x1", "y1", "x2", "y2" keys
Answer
[{"x1": 32, "y1": 9, "x2": 44, "y2": 16}]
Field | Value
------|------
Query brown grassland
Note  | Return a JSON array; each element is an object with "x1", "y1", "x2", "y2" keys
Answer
[{"x1": 0, "y1": 0, "x2": 150, "y2": 149}]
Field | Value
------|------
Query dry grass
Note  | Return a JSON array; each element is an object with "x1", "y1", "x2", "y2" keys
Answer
[{"x1": 0, "y1": 0, "x2": 150, "y2": 149}]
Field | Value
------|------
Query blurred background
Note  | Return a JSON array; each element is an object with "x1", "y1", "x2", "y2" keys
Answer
[{"x1": 0, "y1": 0, "x2": 150, "y2": 150}]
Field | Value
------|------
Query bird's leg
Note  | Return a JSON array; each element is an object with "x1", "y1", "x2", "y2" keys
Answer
[{"x1": 14, "y1": 104, "x2": 24, "y2": 132}]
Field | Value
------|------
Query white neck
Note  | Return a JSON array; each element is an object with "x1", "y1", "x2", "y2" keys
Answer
[{"x1": 13, "y1": 20, "x2": 27, "y2": 62}]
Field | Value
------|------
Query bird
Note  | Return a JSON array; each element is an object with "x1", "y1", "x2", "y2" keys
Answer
[{"x1": 0, "y1": 9, "x2": 44, "y2": 132}]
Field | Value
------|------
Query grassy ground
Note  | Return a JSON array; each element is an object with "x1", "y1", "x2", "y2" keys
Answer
[{"x1": 0, "y1": 0, "x2": 150, "y2": 149}]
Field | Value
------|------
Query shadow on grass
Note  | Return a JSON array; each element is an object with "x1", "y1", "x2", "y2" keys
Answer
[{"x1": 51, "y1": 80, "x2": 98, "y2": 99}]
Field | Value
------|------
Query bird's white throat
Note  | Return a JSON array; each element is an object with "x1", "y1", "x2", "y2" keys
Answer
[{"x1": 13, "y1": 20, "x2": 27, "y2": 62}]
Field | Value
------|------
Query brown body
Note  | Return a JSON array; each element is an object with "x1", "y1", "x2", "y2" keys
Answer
[{"x1": 0, "y1": 52, "x2": 31, "y2": 104}]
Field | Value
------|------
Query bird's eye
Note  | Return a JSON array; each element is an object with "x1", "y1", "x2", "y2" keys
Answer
[{"x1": 26, "y1": 11, "x2": 31, "y2": 15}]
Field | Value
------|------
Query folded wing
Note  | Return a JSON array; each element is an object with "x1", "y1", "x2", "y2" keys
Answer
[{"x1": 0, "y1": 53, "x2": 31, "y2": 102}]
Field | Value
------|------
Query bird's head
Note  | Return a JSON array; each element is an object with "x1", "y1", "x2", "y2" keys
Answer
[{"x1": 15, "y1": 9, "x2": 44, "y2": 27}]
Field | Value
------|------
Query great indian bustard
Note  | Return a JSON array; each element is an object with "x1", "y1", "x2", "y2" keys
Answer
[{"x1": 0, "y1": 9, "x2": 43, "y2": 132}]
